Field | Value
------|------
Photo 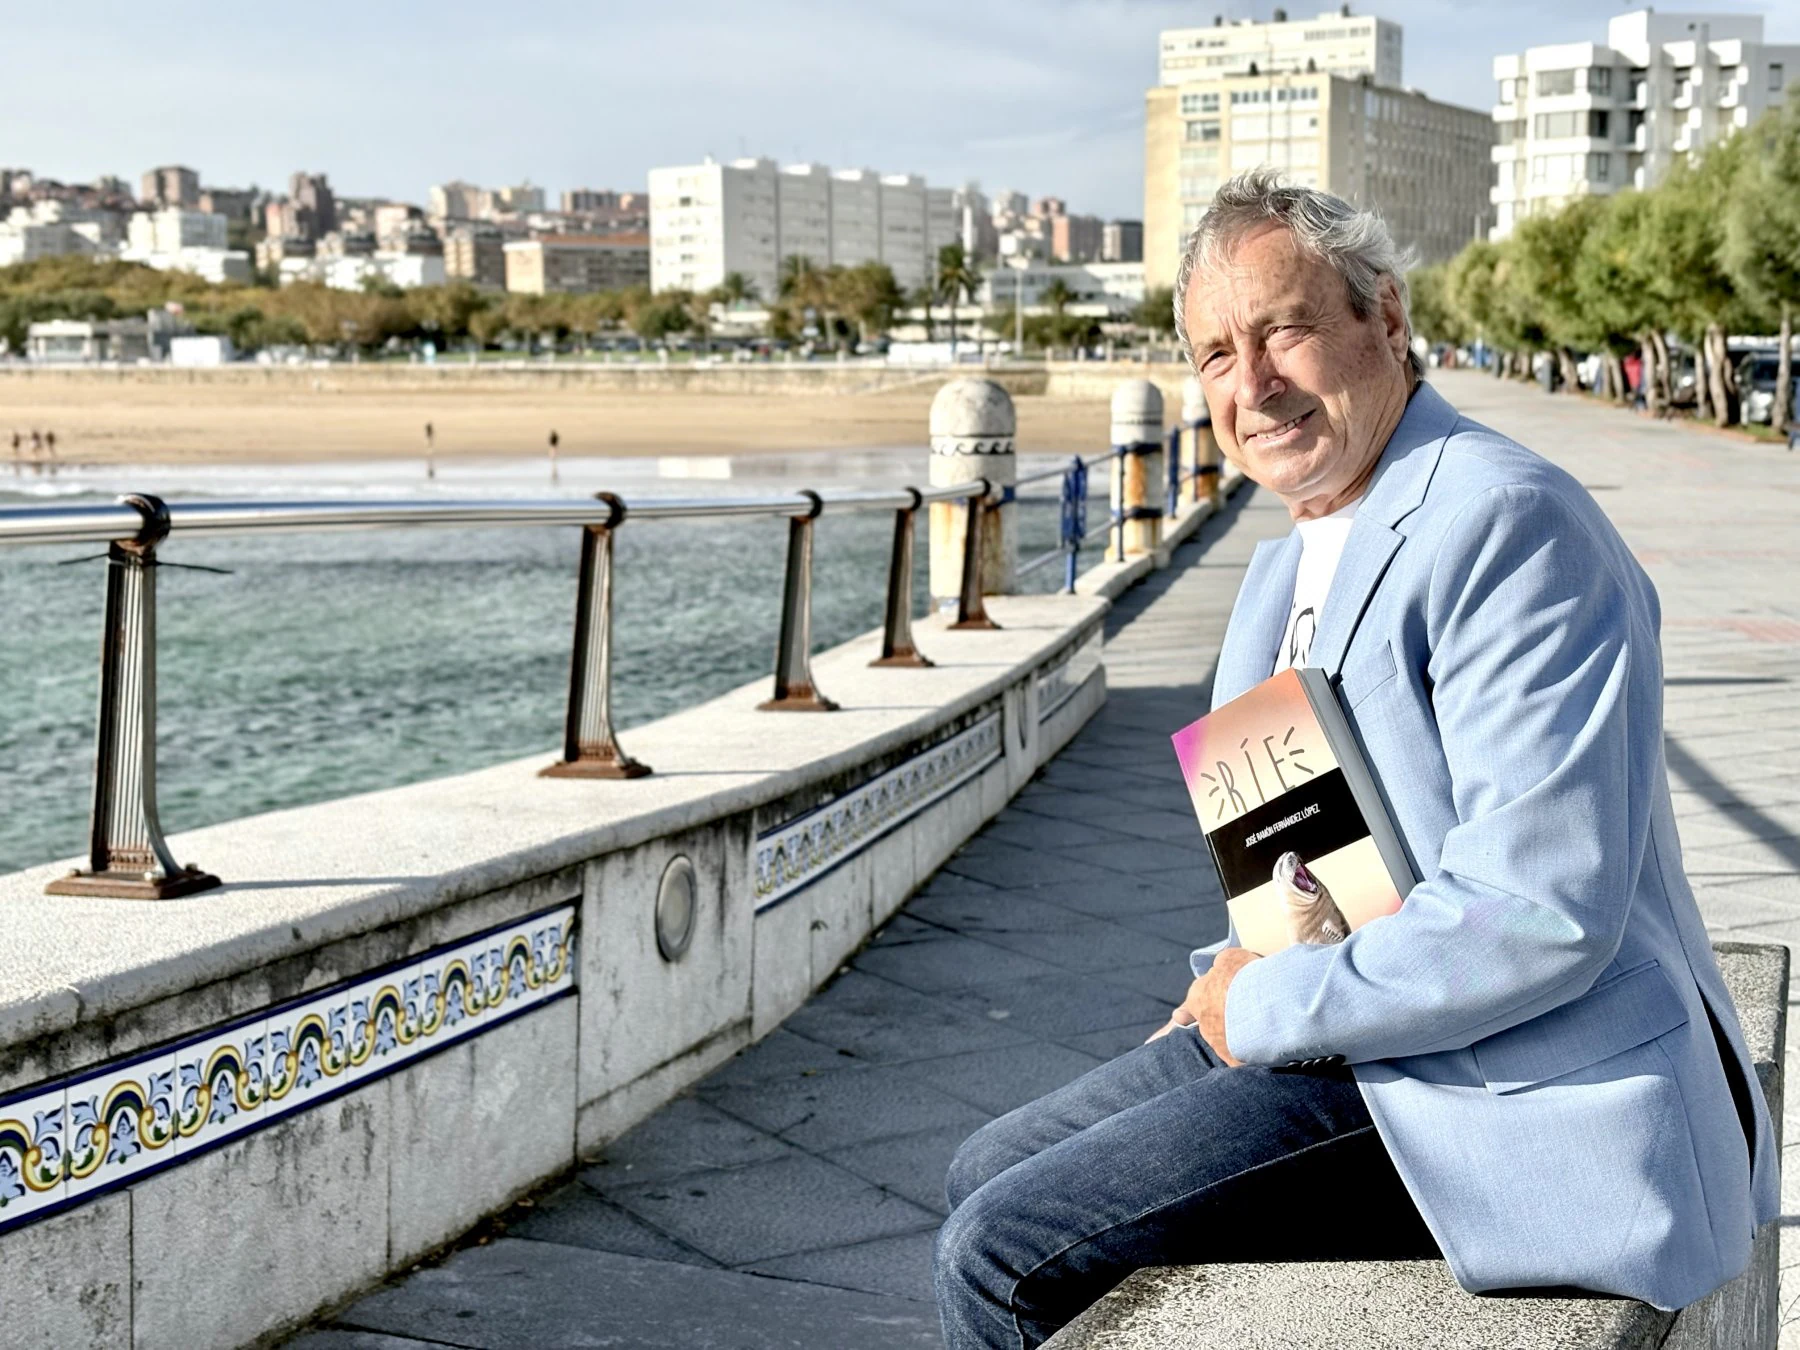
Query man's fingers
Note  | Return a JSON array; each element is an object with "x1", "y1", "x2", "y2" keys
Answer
[
  {"x1": 1170, "y1": 1007, "x2": 1198, "y2": 1026},
  {"x1": 1145, "y1": 1020, "x2": 1175, "y2": 1043}
]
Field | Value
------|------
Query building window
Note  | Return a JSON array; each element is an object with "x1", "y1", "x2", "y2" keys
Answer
[
  {"x1": 1536, "y1": 69, "x2": 1577, "y2": 97},
  {"x1": 1586, "y1": 66, "x2": 1613, "y2": 95},
  {"x1": 1588, "y1": 152, "x2": 1610, "y2": 181},
  {"x1": 1179, "y1": 92, "x2": 1220, "y2": 114},
  {"x1": 1185, "y1": 119, "x2": 1221, "y2": 141},
  {"x1": 1772, "y1": 64, "x2": 1785, "y2": 91}
]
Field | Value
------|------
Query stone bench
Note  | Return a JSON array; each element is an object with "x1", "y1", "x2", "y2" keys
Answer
[{"x1": 1046, "y1": 941, "x2": 1787, "y2": 1350}]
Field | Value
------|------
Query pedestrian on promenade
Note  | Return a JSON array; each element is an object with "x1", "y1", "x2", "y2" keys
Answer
[
  {"x1": 934, "y1": 170, "x2": 1775, "y2": 1349},
  {"x1": 548, "y1": 428, "x2": 560, "y2": 483},
  {"x1": 425, "y1": 421, "x2": 436, "y2": 480},
  {"x1": 44, "y1": 430, "x2": 55, "y2": 459}
]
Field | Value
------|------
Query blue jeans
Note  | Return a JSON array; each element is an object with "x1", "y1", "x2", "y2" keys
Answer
[{"x1": 933, "y1": 1026, "x2": 1438, "y2": 1349}]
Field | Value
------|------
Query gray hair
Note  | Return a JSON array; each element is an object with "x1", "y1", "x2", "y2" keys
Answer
[{"x1": 1172, "y1": 169, "x2": 1423, "y2": 381}]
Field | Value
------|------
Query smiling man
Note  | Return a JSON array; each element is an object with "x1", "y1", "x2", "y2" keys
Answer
[{"x1": 932, "y1": 171, "x2": 1776, "y2": 1350}]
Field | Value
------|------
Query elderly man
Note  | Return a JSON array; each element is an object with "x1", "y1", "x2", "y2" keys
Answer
[{"x1": 932, "y1": 170, "x2": 1777, "y2": 1350}]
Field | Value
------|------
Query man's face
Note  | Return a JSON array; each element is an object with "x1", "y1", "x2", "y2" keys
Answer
[{"x1": 1182, "y1": 222, "x2": 1410, "y2": 516}]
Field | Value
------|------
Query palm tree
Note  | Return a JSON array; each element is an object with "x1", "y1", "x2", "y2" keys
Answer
[
  {"x1": 934, "y1": 242, "x2": 983, "y2": 363},
  {"x1": 780, "y1": 255, "x2": 832, "y2": 349},
  {"x1": 910, "y1": 285, "x2": 936, "y2": 342},
  {"x1": 1041, "y1": 277, "x2": 1076, "y2": 318},
  {"x1": 713, "y1": 271, "x2": 759, "y2": 310}
]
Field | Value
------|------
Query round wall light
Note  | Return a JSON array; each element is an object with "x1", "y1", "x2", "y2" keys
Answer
[{"x1": 655, "y1": 855, "x2": 698, "y2": 962}]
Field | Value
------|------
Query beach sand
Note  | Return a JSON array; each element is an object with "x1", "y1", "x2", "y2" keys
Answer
[{"x1": 0, "y1": 376, "x2": 1117, "y2": 464}]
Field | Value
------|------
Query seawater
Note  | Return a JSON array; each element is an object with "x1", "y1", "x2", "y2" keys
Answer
[{"x1": 0, "y1": 451, "x2": 1095, "y2": 874}]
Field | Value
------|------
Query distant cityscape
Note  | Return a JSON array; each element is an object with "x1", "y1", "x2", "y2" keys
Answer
[{"x1": 2, "y1": 4, "x2": 1795, "y2": 362}]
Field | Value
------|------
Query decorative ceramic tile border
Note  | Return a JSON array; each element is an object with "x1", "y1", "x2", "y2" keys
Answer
[
  {"x1": 1036, "y1": 629, "x2": 1103, "y2": 724},
  {"x1": 753, "y1": 712, "x2": 1002, "y2": 913},
  {"x1": 0, "y1": 902, "x2": 576, "y2": 1237}
]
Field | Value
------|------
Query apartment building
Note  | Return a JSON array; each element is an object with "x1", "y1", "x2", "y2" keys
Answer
[
  {"x1": 504, "y1": 234, "x2": 651, "y2": 294},
  {"x1": 444, "y1": 224, "x2": 506, "y2": 289},
  {"x1": 429, "y1": 181, "x2": 484, "y2": 223},
  {"x1": 649, "y1": 156, "x2": 968, "y2": 297},
  {"x1": 140, "y1": 165, "x2": 200, "y2": 209},
  {"x1": 1491, "y1": 9, "x2": 1799, "y2": 238},
  {"x1": 1159, "y1": 7, "x2": 1402, "y2": 88},
  {"x1": 1102, "y1": 220, "x2": 1144, "y2": 263},
  {"x1": 1145, "y1": 13, "x2": 1492, "y2": 291}
]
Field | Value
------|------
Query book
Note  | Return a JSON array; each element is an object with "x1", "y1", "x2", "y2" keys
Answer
[{"x1": 1170, "y1": 667, "x2": 1417, "y2": 956}]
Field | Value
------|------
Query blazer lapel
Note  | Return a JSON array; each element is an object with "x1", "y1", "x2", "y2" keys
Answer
[
  {"x1": 1302, "y1": 382, "x2": 1460, "y2": 678},
  {"x1": 1304, "y1": 522, "x2": 1402, "y2": 678},
  {"x1": 1211, "y1": 532, "x2": 1300, "y2": 708}
]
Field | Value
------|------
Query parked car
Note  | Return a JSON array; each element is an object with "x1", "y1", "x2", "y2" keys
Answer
[{"x1": 1737, "y1": 353, "x2": 1800, "y2": 426}]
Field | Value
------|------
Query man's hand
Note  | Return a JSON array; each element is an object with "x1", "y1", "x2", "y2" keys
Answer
[{"x1": 1145, "y1": 947, "x2": 1262, "y2": 1065}]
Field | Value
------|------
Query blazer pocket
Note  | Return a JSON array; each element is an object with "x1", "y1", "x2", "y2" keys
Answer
[
  {"x1": 1337, "y1": 639, "x2": 1398, "y2": 709},
  {"x1": 1472, "y1": 959, "x2": 1689, "y2": 1094}
]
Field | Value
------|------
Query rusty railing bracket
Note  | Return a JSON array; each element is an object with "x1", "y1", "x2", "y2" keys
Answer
[
  {"x1": 950, "y1": 478, "x2": 1000, "y2": 631},
  {"x1": 871, "y1": 487, "x2": 933, "y2": 668},
  {"x1": 47, "y1": 493, "x2": 222, "y2": 901},
  {"x1": 542, "y1": 493, "x2": 652, "y2": 779},
  {"x1": 760, "y1": 491, "x2": 839, "y2": 711}
]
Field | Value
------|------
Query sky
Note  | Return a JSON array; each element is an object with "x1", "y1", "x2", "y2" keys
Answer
[{"x1": 7, "y1": 0, "x2": 1797, "y2": 221}]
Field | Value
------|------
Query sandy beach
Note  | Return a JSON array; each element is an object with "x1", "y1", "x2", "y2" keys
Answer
[{"x1": 0, "y1": 368, "x2": 1120, "y2": 463}]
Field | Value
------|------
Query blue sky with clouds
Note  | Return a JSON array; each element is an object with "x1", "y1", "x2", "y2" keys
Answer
[{"x1": 10, "y1": 0, "x2": 1797, "y2": 219}]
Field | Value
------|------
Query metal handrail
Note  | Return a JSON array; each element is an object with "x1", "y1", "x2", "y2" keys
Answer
[{"x1": 0, "y1": 484, "x2": 991, "y2": 549}]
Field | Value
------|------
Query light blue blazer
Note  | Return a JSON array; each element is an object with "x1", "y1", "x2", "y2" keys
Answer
[{"x1": 1195, "y1": 382, "x2": 1778, "y2": 1310}]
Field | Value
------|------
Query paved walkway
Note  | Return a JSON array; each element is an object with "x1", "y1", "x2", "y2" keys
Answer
[{"x1": 290, "y1": 370, "x2": 1800, "y2": 1349}]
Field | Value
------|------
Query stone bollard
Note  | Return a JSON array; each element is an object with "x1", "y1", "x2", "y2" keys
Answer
[
  {"x1": 1109, "y1": 379, "x2": 1165, "y2": 563},
  {"x1": 930, "y1": 378, "x2": 1017, "y2": 609},
  {"x1": 1183, "y1": 374, "x2": 1222, "y2": 510}
]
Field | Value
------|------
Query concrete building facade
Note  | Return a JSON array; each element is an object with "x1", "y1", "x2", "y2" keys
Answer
[
  {"x1": 1145, "y1": 19, "x2": 1493, "y2": 292},
  {"x1": 140, "y1": 165, "x2": 200, "y2": 209},
  {"x1": 1490, "y1": 9, "x2": 1800, "y2": 238},
  {"x1": 444, "y1": 224, "x2": 506, "y2": 289},
  {"x1": 649, "y1": 156, "x2": 962, "y2": 298},
  {"x1": 1102, "y1": 219, "x2": 1144, "y2": 262},
  {"x1": 505, "y1": 234, "x2": 652, "y2": 294},
  {"x1": 1158, "y1": 8, "x2": 1402, "y2": 88}
]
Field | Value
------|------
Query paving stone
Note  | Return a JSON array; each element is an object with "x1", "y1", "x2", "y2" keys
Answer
[
  {"x1": 580, "y1": 1097, "x2": 795, "y2": 1190},
  {"x1": 947, "y1": 972, "x2": 1174, "y2": 1040},
  {"x1": 1114, "y1": 903, "x2": 1231, "y2": 949},
  {"x1": 906, "y1": 889, "x2": 1092, "y2": 936},
  {"x1": 333, "y1": 1239, "x2": 943, "y2": 1348},
  {"x1": 980, "y1": 814, "x2": 1136, "y2": 851},
  {"x1": 851, "y1": 932, "x2": 1066, "y2": 993},
  {"x1": 943, "y1": 839, "x2": 1124, "y2": 889},
  {"x1": 1058, "y1": 1023, "x2": 1165, "y2": 1061},
  {"x1": 1052, "y1": 838, "x2": 1212, "y2": 876},
  {"x1": 971, "y1": 916, "x2": 1197, "y2": 974},
  {"x1": 744, "y1": 1229, "x2": 940, "y2": 1305},
  {"x1": 700, "y1": 1062, "x2": 991, "y2": 1152},
  {"x1": 1096, "y1": 960, "x2": 1196, "y2": 1006},
  {"x1": 510, "y1": 1184, "x2": 718, "y2": 1267},
  {"x1": 702, "y1": 1029, "x2": 871, "y2": 1088},
  {"x1": 606, "y1": 1153, "x2": 940, "y2": 1266},
  {"x1": 824, "y1": 1125, "x2": 977, "y2": 1217},
  {"x1": 287, "y1": 1333, "x2": 445, "y2": 1350},
  {"x1": 781, "y1": 970, "x2": 1034, "y2": 1063},
  {"x1": 1029, "y1": 874, "x2": 1221, "y2": 920},
  {"x1": 894, "y1": 1042, "x2": 1105, "y2": 1117}
]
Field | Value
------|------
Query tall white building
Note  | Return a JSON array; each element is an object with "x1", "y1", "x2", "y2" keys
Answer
[
  {"x1": 127, "y1": 208, "x2": 228, "y2": 254},
  {"x1": 1491, "y1": 9, "x2": 1799, "y2": 237},
  {"x1": 649, "y1": 156, "x2": 958, "y2": 297},
  {"x1": 878, "y1": 174, "x2": 928, "y2": 290},
  {"x1": 648, "y1": 157, "x2": 780, "y2": 296},
  {"x1": 1159, "y1": 7, "x2": 1402, "y2": 88}
]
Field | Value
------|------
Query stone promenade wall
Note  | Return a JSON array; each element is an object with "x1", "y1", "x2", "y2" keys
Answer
[{"x1": 0, "y1": 595, "x2": 1105, "y2": 1348}]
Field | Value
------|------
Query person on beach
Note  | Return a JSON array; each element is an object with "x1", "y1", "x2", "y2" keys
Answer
[{"x1": 933, "y1": 170, "x2": 1775, "y2": 1349}]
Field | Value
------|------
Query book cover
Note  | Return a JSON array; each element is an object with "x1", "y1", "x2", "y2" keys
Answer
[{"x1": 1170, "y1": 667, "x2": 1416, "y2": 956}]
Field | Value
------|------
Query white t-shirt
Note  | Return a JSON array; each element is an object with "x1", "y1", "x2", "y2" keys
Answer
[{"x1": 1274, "y1": 498, "x2": 1361, "y2": 673}]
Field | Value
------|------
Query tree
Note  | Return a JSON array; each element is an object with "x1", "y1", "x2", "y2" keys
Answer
[
  {"x1": 910, "y1": 284, "x2": 936, "y2": 341},
  {"x1": 934, "y1": 242, "x2": 982, "y2": 362},
  {"x1": 1510, "y1": 196, "x2": 1606, "y2": 392},
  {"x1": 1406, "y1": 264, "x2": 1468, "y2": 350},
  {"x1": 1041, "y1": 277, "x2": 1076, "y2": 318},
  {"x1": 829, "y1": 262, "x2": 904, "y2": 345},
  {"x1": 1722, "y1": 88, "x2": 1800, "y2": 431},
  {"x1": 1572, "y1": 192, "x2": 1667, "y2": 405},
  {"x1": 1135, "y1": 286, "x2": 1178, "y2": 341},
  {"x1": 713, "y1": 271, "x2": 759, "y2": 309}
]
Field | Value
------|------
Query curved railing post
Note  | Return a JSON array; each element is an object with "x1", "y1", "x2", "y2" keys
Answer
[
  {"x1": 950, "y1": 480, "x2": 999, "y2": 631},
  {"x1": 872, "y1": 487, "x2": 932, "y2": 668},
  {"x1": 543, "y1": 492, "x2": 650, "y2": 779},
  {"x1": 1060, "y1": 456, "x2": 1087, "y2": 594},
  {"x1": 760, "y1": 491, "x2": 838, "y2": 711},
  {"x1": 47, "y1": 493, "x2": 220, "y2": 900},
  {"x1": 1165, "y1": 424, "x2": 1182, "y2": 517}
]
